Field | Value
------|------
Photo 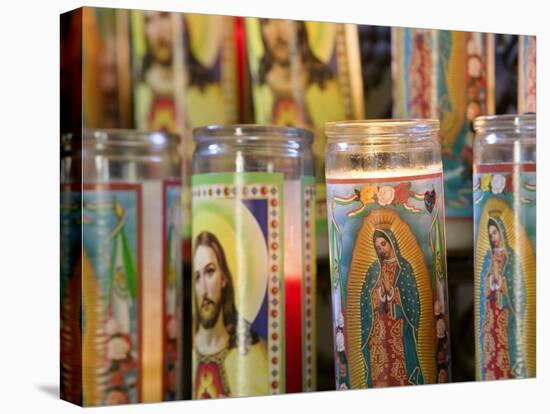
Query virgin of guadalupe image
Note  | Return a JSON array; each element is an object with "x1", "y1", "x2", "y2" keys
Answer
[
  {"x1": 192, "y1": 231, "x2": 268, "y2": 399},
  {"x1": 345, "y1": 209, "x2": 436, "y2": 389},
  {"x1": 360, "y1": 228, "x2": 423, "y2": 387},
  {"x1": 478, "y1": 215, "x2": 526, "y2": 379},
  {"x1": 474, "y1": 197, "x2": 536, "y2": 380}
]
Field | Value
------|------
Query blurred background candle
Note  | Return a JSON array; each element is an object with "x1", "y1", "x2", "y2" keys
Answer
[
  {"x1": 472, "y1": 114, "x2": 536, "y2": 380},
  {"x1": 325, "y1": 120, "x2": 451, "y2": 389},
  {"x1": 191, "y1": 125, "x2": 316, "y2": 398},
  {"x1": 60, "y1": 129, "x2": 183, "y2": 406},
  {"x1": 392, "y1": 28, "x2": 495, "y2": 256},
  {"x1": 518, "y1": 36, "x2": 536, "y2": 114},
  {"x1": 244, "y1": 18, "x2": 364, "y2": 259}
]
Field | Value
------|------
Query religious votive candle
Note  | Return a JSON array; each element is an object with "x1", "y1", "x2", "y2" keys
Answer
[
  {"x1": 60, "y1": 129, "x2": 183, "y2": 406},
  {"x1": 324, "y1": 119, "x2": 452, "y2": 389},
  {"x1": 191, "y1": 125, "x2": 316, "y2": 398},
  {"x1": 472, "y1": 114, "x2": 536, "y2": 380}
]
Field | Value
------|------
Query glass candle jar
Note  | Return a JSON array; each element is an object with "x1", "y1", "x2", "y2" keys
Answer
[
  {"x1": 60, "y1": 129, "x2": 183, "y2": 405},
  {"x1": 472, "y1": 114, "x2": 536, "y2": 380},
  {"x1": 191, "y1": 125, "x2": 316, "y2": 398},
  {"x1": 325, "y1": 119, "x2": 452, "y2": 389}
]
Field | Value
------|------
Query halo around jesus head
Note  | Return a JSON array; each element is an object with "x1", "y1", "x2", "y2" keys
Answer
[
  {"x1": 185, "y1": 14, "x2": 224, "y2": 68},
  {"x1": 305, "y1": 21, "x2": 336, "y2": 63},
  {"x1": 192, "y1": 198, "x2": 268, "y2": 323}
]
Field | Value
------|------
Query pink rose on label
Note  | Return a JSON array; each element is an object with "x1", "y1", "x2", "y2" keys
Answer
[
  {"x1": 468, "y1": 56, "x2": 482, "y2": 78},
  {"x1": 106, "y1": 390, "x2": 130, "y2": 405},
  {"x1": 106, "y1": 318, "x2": 120, "y2": 336},
  {"x1": 336, "y1": 312, "x2": 345, "y2": 328},
  {"x1": 467, "y1": 102, "x2": 481, "y2": 121},
  {"x1": 436, "y1": 319, "x2": 446, "y2": 339},
  {"x1": 335, "y1": 331, "x2": 345, "y2": 352},
  {"x1": 467, "y1": 39, "x2": 476, "y2": 55},
  {"x1": 377, "y1": 186, "x2": 395, "y2": 206},
  {"x1": 434, "y1": 300, "x2": 442, "y2": 316},
  {"x1": 108, "y1": 336, "x2": 130, "y2": 361},
  {"x1": 491, "y1": 174, "x2": 506, "y2": 194}
]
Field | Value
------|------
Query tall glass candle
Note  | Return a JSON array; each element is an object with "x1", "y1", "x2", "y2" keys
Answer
[
  {"x1": 191, "y1": 125, "x2": 316, "y2": 398},
  {"x1": 473, "y1": 114, "x2": 536, "y2": 380},
  {"x1": 60, "y1": 129, "x2": 182, "y2": 405},
  {"x1": 325, "y1": 119, "x2": 452, "y2": 389}
]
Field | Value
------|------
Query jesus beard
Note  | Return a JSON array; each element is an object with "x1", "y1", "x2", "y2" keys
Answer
[{"x1": 196, "y1": 297, "x2": 222, "y2": 329}]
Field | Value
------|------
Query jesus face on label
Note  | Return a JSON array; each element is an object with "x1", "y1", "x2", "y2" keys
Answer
[{"x1": 194, "y1": 244, "x2": 226, "y2": 329}]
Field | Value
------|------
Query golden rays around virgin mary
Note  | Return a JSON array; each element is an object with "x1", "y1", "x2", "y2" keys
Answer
[{"x1": 345, "y1": 208, "x2": 436, "y2": 388}]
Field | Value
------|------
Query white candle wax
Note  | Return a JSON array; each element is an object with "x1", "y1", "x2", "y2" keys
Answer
[{"x1": 326, "y1": 164, "x2": 442, "y2": 180}]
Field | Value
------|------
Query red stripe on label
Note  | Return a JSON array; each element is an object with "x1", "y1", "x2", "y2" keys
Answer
[
  {"x1": 474, "y1": 163, "x2": 536, "y2": 173},
  {"x1": 326, "y1": 171, "x2": 443, "y2": 184},
  {"x1": 285, "y1": 277, "x2": 302, "y2": 393}
]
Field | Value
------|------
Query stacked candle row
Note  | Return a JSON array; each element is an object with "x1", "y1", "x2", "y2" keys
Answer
[
  {"x1": 188, "y1": 116, "x2": 535, "y2": 395},
  {"x1": 60, "y1": 114, "x2": 535, "y2": 405},
  {"x1": 324, "y1": 115, "x2": 535, "y2": 388}
]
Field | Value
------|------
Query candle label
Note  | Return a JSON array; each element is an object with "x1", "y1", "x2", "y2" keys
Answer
[
  {"x1": 162, "y1": 180, "x2": 182, "y2": 400},
  {"x1": 393, "y1": 29, "x2": 492, "y2": 220},
  {"x1": 60, "y1": 185, "x2": 83, "y2": 405},
  {"x1": 473, "y1": 165, "x2": 536, "y2": 380},
  {"x1": 302, "y1": 177, "x2": 317, "y2": 391},
  {"x1": 326, "y1": 172, "x2": 451, "y2": 389},
  {"x1": 191, "y1": 172, "x2": 285, "y2": 397},
  {"x1": 82, "y1": 183, "x2": 143, "y2": 405}
]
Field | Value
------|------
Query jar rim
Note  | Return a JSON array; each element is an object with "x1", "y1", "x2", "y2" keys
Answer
[
  {"x1": 325, "y1": 119, "x2": 439, "y2": 140},
  {"x1": 80, "y1": 128, "x2": 180, "y2": 151},
  {"x1": 83, "y1": 128, "x2": 180, "y2": 149},
  {"x1": 193, "y1": 124, "x2": 314, "y2": 143},
  {"x1": 473, "y1": 113, "x2": 536, "y2": 132}
]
